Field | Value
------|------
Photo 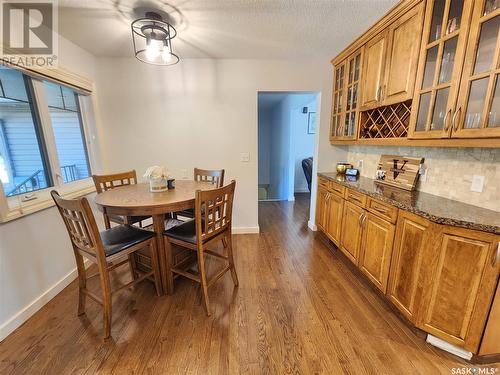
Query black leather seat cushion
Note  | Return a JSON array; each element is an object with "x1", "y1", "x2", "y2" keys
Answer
[
  {"x1": 108, "y1": 214, "x2": 150, "y2": 225},
  {"x1": 164, "y1": 219, "x2": 198, "y2": 244},
  {"x1": 100, "y1": 225, "x2": 155, "y2": 257},
  {"x1": 176, "y1": 208, "x2": 195, "y2": 219}
]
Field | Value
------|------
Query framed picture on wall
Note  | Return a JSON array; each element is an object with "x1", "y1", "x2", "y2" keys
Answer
[{"x1": 308, "y1": 112, "x2": 317, "y2": 134}]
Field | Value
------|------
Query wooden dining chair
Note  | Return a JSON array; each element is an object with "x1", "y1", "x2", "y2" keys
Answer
[
  {"x1": 176, "y1": 168, "x2": 225, "y2": 220},
  {"x1": 163, "y1": 181, "x2": 238, "y2": 315},
  {"x1": 51, "y1": 191, "x2": 162, "y2": 339},
  {"x1": 92, "y1": 170, "x2": 149, "y2": 229}
]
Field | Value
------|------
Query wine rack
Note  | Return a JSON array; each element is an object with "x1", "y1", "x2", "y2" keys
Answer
[{"x1": 359, "y1": 101, "x2": 412, "y2": 139}]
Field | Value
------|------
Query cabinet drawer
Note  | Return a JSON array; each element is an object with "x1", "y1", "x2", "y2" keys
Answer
[
  {"x1": 345, "y1": 189, "x2": 367, "y2": 208},
  {"x1": 367, "y1": 198, "x2": 398, "y2": 223},
  {"x1": 329, "y1": 182, "x2": 345, "y2": 197},
  {"x1": 318, "y1": 176, "x2": 330, "y2": 190}
]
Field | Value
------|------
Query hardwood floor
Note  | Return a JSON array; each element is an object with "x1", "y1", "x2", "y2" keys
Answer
[{"x1": 0, "y1": 194, "x2": 488, "y2": 374}]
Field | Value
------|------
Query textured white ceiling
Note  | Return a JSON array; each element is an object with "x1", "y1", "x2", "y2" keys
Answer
[{"x1": 58, "y1": 0, "x2": 398, "y2": 59}]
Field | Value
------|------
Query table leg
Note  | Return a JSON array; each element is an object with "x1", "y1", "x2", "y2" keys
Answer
[{"x1": 152, "y1": 214, "x2": 173, "y2": 295}]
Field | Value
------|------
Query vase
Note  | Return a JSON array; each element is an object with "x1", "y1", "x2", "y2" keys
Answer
[{"x1": 149, "y1": 177, "x2": 168, "y2": 193}]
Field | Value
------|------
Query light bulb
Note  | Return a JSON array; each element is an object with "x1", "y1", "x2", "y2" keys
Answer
[
  {"x1": 162, "y1": 46, "x2": 172, "y2": 62},
  {"x1": 146, "y1": 39, "x2": 163, "y2": 61}
]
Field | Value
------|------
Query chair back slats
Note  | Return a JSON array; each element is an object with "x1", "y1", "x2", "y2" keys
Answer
[
  {"x1": 194, "y1": 168, "x2": 225, "y2": 188},
  {"x1": 195, "y1": 181, "x2": 235, "y2": 242},
  {"x1": 51, "y1": 191, "x2": 104, "y2": 258},
  {"x1": 92, "y1": 170, "x2": 138, "y2": 193}
]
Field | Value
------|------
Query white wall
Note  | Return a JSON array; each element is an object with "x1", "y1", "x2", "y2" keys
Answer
[
  {"x1": 95, "y1": 58, "x2": 347, "y2": 230},
  {"x1": 0, "y1": 35, "x2": 102, "y2": 341}
]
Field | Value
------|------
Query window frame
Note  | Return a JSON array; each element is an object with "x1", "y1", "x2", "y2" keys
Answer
[{"x1": 0, "y1": 70, "x2": 97, "y2": 223}]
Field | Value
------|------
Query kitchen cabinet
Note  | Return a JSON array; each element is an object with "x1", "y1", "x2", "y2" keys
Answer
[
  {"x1": 418, "y1": 226, "x2": 500, "y2": 352},
  {"x1": 361, "y1": 3, "x2": 424, "y2": 110},
  {"x1": 340, "y1": 201, "x2": 365, "y2": 264},
  {"x1": 453, "y1": 2, "x2": 500, "y2": 138},
  {"x1": 358, "y1": 212, "x2": 395, "y2": 293},
  {"x1": 409, "y1": 0, "x2": 475, "y2": 139},
  {"x1": 325, "y1": 193, "x2": 344, "y2": 246},
  {"x1": 315, "y1": 175, "x2": 500, "y2": 359},
  {"x1": 331, "y1": 50, "x2": 363, "y2": 140},
  {"x1": 387, "y1": 211, "x2": 431, "y2": 323}
]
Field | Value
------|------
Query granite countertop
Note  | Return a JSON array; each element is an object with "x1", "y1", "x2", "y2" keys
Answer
[{"x1": 318, "y1": 172, "x2": 500, "y2": 235}]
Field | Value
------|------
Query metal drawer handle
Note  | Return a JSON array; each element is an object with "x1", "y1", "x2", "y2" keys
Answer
[
  {"x1": 373, "y1": 207, "x2": 388, "y2": 214},
  {"x1": 361, "y1": 214, "x2": 367, "y2": 227},
  {"x1": 350, "y1": 195, "x2": 363, "y2": 203},
  {"x1": 358, "y1": 213, "x2": 365, "y2": 226}
]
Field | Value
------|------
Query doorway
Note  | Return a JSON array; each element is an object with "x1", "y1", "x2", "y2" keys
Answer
[{"x1": 257, "y1": 92, "x2": 319, "y2": 204}]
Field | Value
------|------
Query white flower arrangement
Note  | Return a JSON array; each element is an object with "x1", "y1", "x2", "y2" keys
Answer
[{"x1": 144, "y1": 166, "x2": 170, "y2": 192}]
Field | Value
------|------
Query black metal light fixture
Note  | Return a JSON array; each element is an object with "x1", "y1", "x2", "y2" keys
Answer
[{"x1": 131, "y1": 11, "x2": 179, "y2": 66}]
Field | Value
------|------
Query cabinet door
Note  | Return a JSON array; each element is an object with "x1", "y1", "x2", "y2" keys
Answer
[
  {"x1": 387, "y1": 211, "x2": 431, "y2": 323},
  {"x1": 358, "y1": 213, "x2": 395, "y2": 293},
  {"x1": 418, "y1": 227, "x2": 500, "y2": 352},
  {"x1": 343, "y1": 50, "x2": 363, "y2": 139},
  {"x1": 339, "y1": 201, "x2": 365, "y2": 264},
  {"x1": 325, "y1": 193, "x2": 344, "y2": 246},
  {"x1": 409, "y1": 0, "x2": 475, "y2": 139},
  {"x1": 453, "y1": 2, "x2": 500, "y2": 138},
  {"x1": 361, "y1": 31, "x2": 388, "y2": 110},
  {"x1": 316, "y1": 188, "x2": 328, "y2": 231},
  {"x1": 383, "y1": 3, "x2": 425, "y2": 105},
  {"x1": 331, "y1": 63, "x2": 346, "y2": 140}
]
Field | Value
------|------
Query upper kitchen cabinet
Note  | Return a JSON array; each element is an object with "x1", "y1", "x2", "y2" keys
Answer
[
  {"x1": 330, "y1": 49, "x2": 363, "y2": 140},
  {"x1": 453, "y1": 1, "x2": 500, "y2": 138},
  {"x1": 409, "y1": 0, "x2": 475, "y2": 139},
  {"x1": 361, "y1": 3, "x2": 425, "y2": 110}
]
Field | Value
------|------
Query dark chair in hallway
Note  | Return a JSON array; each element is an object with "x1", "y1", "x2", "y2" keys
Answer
[{"x1": 302, "y1": 157, "x2": 313, "y2": 192}]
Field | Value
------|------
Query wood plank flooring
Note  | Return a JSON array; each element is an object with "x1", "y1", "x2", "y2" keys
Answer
[{"x1": 0, "y1": 194, "x2": 491, "y2": 374}]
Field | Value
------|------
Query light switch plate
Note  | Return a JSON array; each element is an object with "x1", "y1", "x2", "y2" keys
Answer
[
  {"x1": 240, "y1": 152, "x2": 250, "y2": 162},
  {"x1": 358, "y1": 160, "x2": 364, "y2": 169},
  {"x1": 471, "y1": 175, "x2": 485, "y2": 192}
]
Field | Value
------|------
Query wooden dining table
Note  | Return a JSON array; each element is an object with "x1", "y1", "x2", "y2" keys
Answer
[{"x1": 94, "y1": 180, "x2": 214, "y2": 295}]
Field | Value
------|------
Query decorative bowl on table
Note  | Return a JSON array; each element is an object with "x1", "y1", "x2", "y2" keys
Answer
[
  {"x1": 336, "y1": 163, "x2": 353, "y2": 174},
  {"x1": 144, "y1": 166, "x2": 170, "y2": 193}
]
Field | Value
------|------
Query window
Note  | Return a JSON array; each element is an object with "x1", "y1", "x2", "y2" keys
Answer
[
  {"x1": 0, "y1": 66, "x2": 95, "y2": 221},
  {"x1": 0, "y1": 69, "x2": 52, "y2": 196}
]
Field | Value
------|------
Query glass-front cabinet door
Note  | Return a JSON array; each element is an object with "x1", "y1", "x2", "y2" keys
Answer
[
  {"x1": 343, "y1": 51, "x2": 362, "y2": 138},
  {"x1": 330, "y1": 49, "x2": 362, "y2": 140},
  {"x1": 453, "y1": 1, "x2": 500, "y2": 138},
  {"x1": 331, "y1": 63, "x2": 345, "y2": 139},
  {"x1": 409, "y1": 0, "x2": 475, "y2": 139}
]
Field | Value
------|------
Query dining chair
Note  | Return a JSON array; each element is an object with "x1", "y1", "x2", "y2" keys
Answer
[
  {"x1": 51, "y1": 191, "x2": 162, "y2": 339},
  {"x1": 176, "y1": 168, "x2": 225, "y2": 219},
  {"x1": 163, "y1": 180, "x2": 238, "y2": 315},
  {"x1": 92, "y1": 170, "x2": 150, "y2": 229}
]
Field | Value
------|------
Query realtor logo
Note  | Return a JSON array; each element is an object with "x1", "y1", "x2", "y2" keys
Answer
[{"x1": 1, "y1": 0, "x2": 58, "y2": 67}]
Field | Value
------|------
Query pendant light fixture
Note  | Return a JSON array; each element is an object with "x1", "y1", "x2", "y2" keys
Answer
[{"x1": 131, "y1": 11, "x2": 179, "y2": 66}]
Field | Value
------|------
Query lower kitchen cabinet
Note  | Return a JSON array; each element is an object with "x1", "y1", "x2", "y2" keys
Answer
[
  {"x1": 325, "y1": 193, "x2": 344, "y2": 246},
  {"x1": 316, "y1": 187, "x2": 328, "y2": 231},
  {"x1": 340, "y1": 201, "x2": 364, "y2": 264},
  {"x1": 386, "y1": 210, "x2": 431, "y2": 323},
  {"x1": 358, "y1": 212, "x2": 395, "y2": 293},
  {"x1": 417, "y1": 226, "x2": 500, "y2": 352}
]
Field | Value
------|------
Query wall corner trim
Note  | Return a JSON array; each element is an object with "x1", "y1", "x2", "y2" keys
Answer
[{"x1": 308, "y1": 220, "x2": 318, "y2": 231}]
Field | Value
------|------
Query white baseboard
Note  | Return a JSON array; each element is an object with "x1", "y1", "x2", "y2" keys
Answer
[
  {"x1": 308, "y1": 220, "x2": 318, "y2": 231},
  {"x1": 0, "y1": 260, "x2": 90, "y2": 342},
  {"x1": 426, "y1": 334, "x2": 473, "y2": 360},
  {"x1": 288, "y1": 196, "x2": 295, "y2": 202},
  {"x1": 294, "y1": 188, "x2": 310, "y2": 193},
  {"x1": 232, "y1": 226, "x2": 260, "y2": 234}
]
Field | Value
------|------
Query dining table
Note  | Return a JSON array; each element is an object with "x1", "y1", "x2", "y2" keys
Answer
[{"x1": 94, "y1": 180, "x2": 214, "y2": 295}]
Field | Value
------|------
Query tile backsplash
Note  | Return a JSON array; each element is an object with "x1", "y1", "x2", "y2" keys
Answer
[{"x1": 344, "y1": 146, "x2": 500, "y2": 212}]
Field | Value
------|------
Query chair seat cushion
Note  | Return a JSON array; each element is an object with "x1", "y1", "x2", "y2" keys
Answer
[
  {"x1": 101, "y1": 225, "x2": 155, "y2": 257},
  {"x1": 164, "y1": 219, "x2": 198, "y2": 244},
  {"x1": 175, "y1": 208, "x2": 194, "y2": 219},
  {"x1": 108, "y1": 214, "x2": 150, "y2": 225}
]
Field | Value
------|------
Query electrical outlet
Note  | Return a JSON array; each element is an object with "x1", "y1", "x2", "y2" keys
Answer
[
  {"x1": 358, "y1": 160, "x2": 364, "y2": 169},
  {"x1": 240, "y1": 152, "x2": 250, "y2": 162},
  {"x1": 471, "y1": 175, "x2": 485, "y2": 192}
]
